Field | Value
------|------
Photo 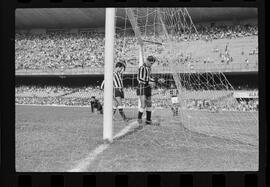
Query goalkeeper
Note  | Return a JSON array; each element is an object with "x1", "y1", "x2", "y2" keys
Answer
[
  {"x1": 90, "y1": 96, "x2": 103, "y2": 114},
  {"x1": 136, "y1": 55, "x2": 163, "y2": 126}
]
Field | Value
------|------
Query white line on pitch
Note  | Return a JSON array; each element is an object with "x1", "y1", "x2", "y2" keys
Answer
[
  {"x1": 113, "y1": 121, "x2": 138, "y2": 140},
  {"x1": 68, "y1": 109, "x2": 156, "y2": 172},
  {"x1": 68, "y1": 121, "x2": 138, "y2": 172},
  {"x1": 68, "y1": 143, "x2": 109, "y2": 172}
]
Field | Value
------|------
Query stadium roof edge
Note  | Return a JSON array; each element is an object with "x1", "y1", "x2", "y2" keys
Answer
[{"x1": 15, "y1": 8, "x2": 257, "y2": 30}]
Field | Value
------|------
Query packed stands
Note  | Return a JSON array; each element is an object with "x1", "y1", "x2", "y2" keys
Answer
[
  {"x1": 15, "y1": 24, "x2": 258, "y2": 71},
  {"x1": 15, "y1": 24, "x2": 258, "y2": 111},
  {"x1": 15, "y1": 85, "x2": 258, "y2": 111}
]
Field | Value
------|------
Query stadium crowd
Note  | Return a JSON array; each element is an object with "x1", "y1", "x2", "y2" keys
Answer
[
  {"x1": 184, "y1": 24, "x2": 258, "y2": 41},
  {"x1": 15, "y1": 32, "x2": 105, "y2": 70},
  {"x1": 15, "y1": 24, "x2": 258, "y2": 71},
  {"x1": 16, "y1": 85, "x2": 258, "y2": 112},
  {"x1": 186, "y1": 98, "x2": 258, "y2": 112}
]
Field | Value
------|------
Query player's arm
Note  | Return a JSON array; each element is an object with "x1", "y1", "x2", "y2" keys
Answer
[
  {"x1": 149, "y1": 76, "x2": 156, "y2": 83},
  {"x1": 100, "y1": 80, "x2": 105, "y2": 90},
  {"x1": 150, "y1": 76, "x2": 165, "y2": 85},
  {"x1": 90, "y1": 102, "x2": 94, "y2": 113}
]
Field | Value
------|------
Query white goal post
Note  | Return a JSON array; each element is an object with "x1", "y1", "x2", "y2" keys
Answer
[
  {"x1": 103, "y1": 8, "x2": 144, "y2": 142},
  {"x1": 103, "y1": 8, "x2": 116, "y2": 142}
]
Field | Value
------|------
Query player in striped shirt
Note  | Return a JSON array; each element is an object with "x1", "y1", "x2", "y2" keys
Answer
[
  {"x1": 101, "y1": 61, "x2": 128, "y2": 121},
  {"x1": 137, "y1": 56, "x2": 161, "y2": 126}
]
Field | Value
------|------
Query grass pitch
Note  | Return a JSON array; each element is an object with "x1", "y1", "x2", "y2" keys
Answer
[{"x1": 16, "y1": 104, "x2": 258, "y2": 172}]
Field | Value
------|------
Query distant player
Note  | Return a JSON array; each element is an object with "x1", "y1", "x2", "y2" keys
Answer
[
  {"x1": 137, "y1": 55, "x2": 162, "y2": 126},
  {"x1": 209, "y1": 102, "x2": 218, "y2": 113},
  {"x1": 90, "y1": 96, "x2": 103, "y2": 114},
  {"x1": 101, "y1": 60, "x2": 129, "y2": 122},
  {"x1": 169, "y1": 84, "x2": 180, "y2": 116}
]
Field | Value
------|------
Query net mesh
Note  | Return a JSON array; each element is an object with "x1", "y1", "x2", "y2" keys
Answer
[{"x1": 112, "y1": 8, "x2": 258, "y2": 154}]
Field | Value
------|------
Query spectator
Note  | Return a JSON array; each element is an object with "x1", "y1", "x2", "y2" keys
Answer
[{"x1": 15, "y1": 24, "x2": 258, "y2": 71}]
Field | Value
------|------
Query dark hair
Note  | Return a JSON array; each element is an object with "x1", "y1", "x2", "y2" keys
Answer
[
  {"x1": 115, "y1": 60, "x2": 126, "y2": 70},
  {"x1": 147, "y1": 56, "x2": 156, "y2": 62},
  {"x1": 91, "y1": 96, "x2": 95, "y2": 99}
]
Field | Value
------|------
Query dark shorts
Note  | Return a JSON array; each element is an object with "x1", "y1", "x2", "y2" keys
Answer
[
  {"x1": 96, "y1": 104, "x2": 103, "y2": 111},
  {"x1": 92, "y1": 103, "x2": 103, "y2": 112},
  {"x1": 136, "y1": 84, "x2": 151, "y2": 97},
  {"x1": 114, "y1": 88, "x2": 124, "y2": 98}
]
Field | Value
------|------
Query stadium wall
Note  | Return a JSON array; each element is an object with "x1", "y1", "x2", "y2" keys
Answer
[
  {"x1": 15, "y1": 18, "x2": 257, "y2": 33},
  {"x1": 15, "y1": 73, "x2": 258, "y2": 90},
  {"x1": 15, "y1": 62, "x2": 258, "y2": 76},
  {"x1": 15, "y1": 28, "x2": 47, "y2": 34}
]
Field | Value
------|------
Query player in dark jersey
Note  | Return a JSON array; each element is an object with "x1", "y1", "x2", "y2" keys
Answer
[
  {"x1": 101, "y1": 60, "x2": 129, "y2": 122},
  {"x1": 137, "y1": 55, "x2": 161, "y2": 126},
  {"x1": 90, "y1": 96, "x2": 103, "y2": 114},
  {"x1": 169, "y1": 84, "x2": 180, "y2": 116}
]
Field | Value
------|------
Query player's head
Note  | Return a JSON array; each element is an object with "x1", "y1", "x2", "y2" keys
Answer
[
  {"x1": 145, "y1": 56, "x2": 156, "y2": 67},
  {"x1": 90, "y1": 96, "x2": 95, "y2": 101},
  {"x1": 115, "y1": 60, "x2": 126, "y2": 73}
]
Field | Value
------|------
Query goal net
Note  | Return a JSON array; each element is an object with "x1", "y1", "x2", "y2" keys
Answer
[{"x1": 110, "y1": 8, "x2": 258, "y2": 158}]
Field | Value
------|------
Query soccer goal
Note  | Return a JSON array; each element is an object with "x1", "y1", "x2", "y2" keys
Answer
[{"x1": 103, "y1": 8, "x2": 258, "y2": 152}]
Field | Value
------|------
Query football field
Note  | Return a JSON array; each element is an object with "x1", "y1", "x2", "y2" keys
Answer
[{"x1": 16, "y1": 104, "x2": 258, "y2": 172}]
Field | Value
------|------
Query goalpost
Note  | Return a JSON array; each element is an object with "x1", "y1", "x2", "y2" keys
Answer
[{"x1": 103, "y1": 8, "x2": 115, "y2": 142}]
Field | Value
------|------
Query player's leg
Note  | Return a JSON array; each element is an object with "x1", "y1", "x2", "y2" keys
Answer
[
  {"x1": 145, "y1": 96, "x2": 159, "y2": 126},
  {"x1": 113, "y1": 88, "x2": 119, "y2": 117},
  {"x1": 175, "y1": 106, "x2": 179, "y2": 116},
  {"x1": 113, "y1": 97, "x2": 118, "y2": 116},
  {"x1": 97, "y1": 104, "x2": 103, "y2": 114},
  {"x1": 100, "y1": 107, "x2": 103, "y2": 114},
  {"x1": 145, "y1": 86, "x2": 160, "y2": 126},
  {"x1": 172, "y1": 104, "x2": 178, "y2": 116},
  {"x1": 171, "y1": 106, "x2": 176, "y2": 116},
  {"x1": 145, "y1": 96, "x2": 152, "y2": 124},
  {"x1": 171, "y1": 97, "x2": 175, "y2": 116},
  {"x1": 172, "y1": 97, "x2": 176, "y2": 116},
  {"x1": 171, "y1": 97, "x2": 179, "y2": 116},
  {"x1": 137, "y1": 95, "x2": 146, "y2": 124},
  {"x1": 175, "y1": 103, "x2": 179, "y2": 116},
  {"x1": 115, "y1": 96, "x2": 128, "y2": 121},
  {"x1": 137, "y1": 84, "x2": 146, "y2": 124}
]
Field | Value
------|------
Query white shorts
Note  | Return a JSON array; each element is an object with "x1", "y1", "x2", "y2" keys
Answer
[{"x1": 171, "y1": 97, "x2": 179, "y2": 104}]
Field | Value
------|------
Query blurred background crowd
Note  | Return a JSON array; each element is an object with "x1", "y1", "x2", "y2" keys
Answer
[
  {"x1": 15, "y1": 23, "x2": 258, "y2": 112},
  {"x1": 15, "y1": 24, "x2": 258, "y2": 71},
  {"x1": 15, "y1": 85, "x2": 258, "y2": 112}
]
